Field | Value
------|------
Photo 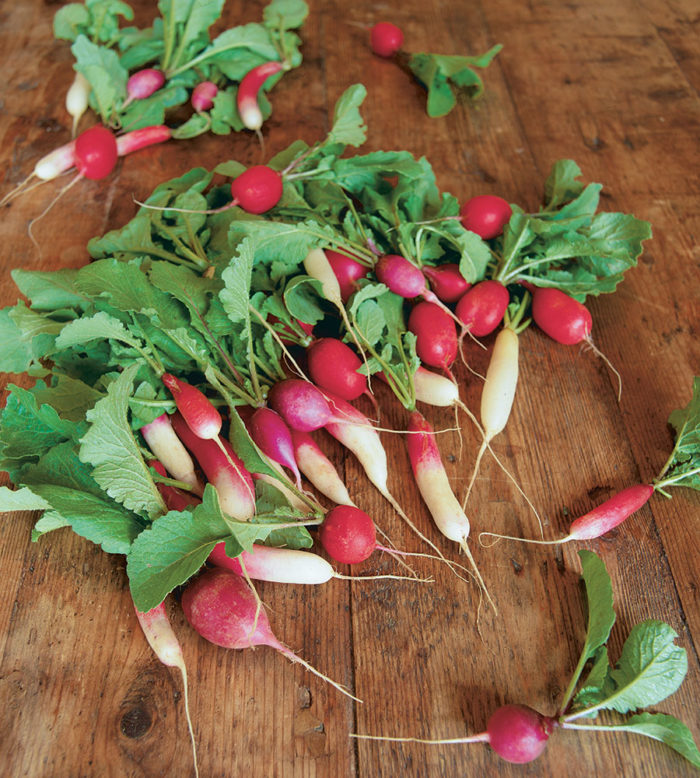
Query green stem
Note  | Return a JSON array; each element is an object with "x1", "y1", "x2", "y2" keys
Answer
[
  {"x1": 558, "y1": 651, "x2": 591, "y2": 717},
  {"x1": 495, "y1": 221, "x2": 531, "y2": 282},
  {"x1": 161, "y1": 5, "x2": 177, "y2": 71},
  {"x1": 653, "y1": 466, "x2": 700, "y2": 492}
]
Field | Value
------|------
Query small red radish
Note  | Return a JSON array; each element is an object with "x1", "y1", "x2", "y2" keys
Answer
[
  {"x1": 65, "y1": 71, "x2": 90, "y2": 136},
  {"x1": 116, "y1": 125, "x2": 172, "y2": 157},
  {"x1": 375, "y1": 253, "x2": 430, "y2": 299},
  {"x1": 307, "y1": 338, "x2": 367, "y2": 401},
  {"x1": 423, "y1": 263, "x2": 471, "y2": 304},
  {"x1": 141, "y1": 413, "x2": 204, "y2": 495},
  {"x1": 150, "y1": 460, "x2": 202, "y2": 512},
  {"x1": 460, "y1": 195, "x2": 512, "y2": 239},
  {"x1": 408, "y1": 301, "x2": 458, "y2": 372},
  {"x1": 74, "y1": 125, "x2": 118, "y2": 180},
  {"x1": 162, "y1": 373, "x2": 222, "y2": 439},
  {"x1": 267, "y1": 378, "x2": 333, "y2": 431},
  {"x1": 290, "y1": 429, "x2": 355, "y2": 506},
  {"x1": 531, "y1": 287, "x2": 592, "y2": 345},
  {"x1": 124, "y1": 68, "x2": 165, "y2": 107},
  {"x1": 237, "y1": 60, "x2": 284, "y2": 131},
  {"x1": 230, "y1": 164, "x2": 283, "y2": 214},
  {"x1": 191, "y1": 81, "x2": 218, "y2": 112},
  {"x1": 209, "y1": 542, "x2": 336, "y2": 584},
  {"x1": 318, "y1": 505, "x2": 377, "y2": 564},
  {"x1": 248, "y1": 407, "x2": 301, "y2": 488},
  {"x1": 324, "y1": 249, "x2": 370, "y2": 302},
  {"x1": 170, "y1": 412, "x2": 256, "y2": 521},
  {"x1": 181, "y1": 567, "x2": 359, "y2": 700},
  {"x1": 134, "y1": 602, "x2": 199, "y2": 777},
  {"x1": 455, "y1": 280, "x2": 510, "y2": 337},
  {"x1": 370, "y1": 22, "x2": 404, "y2": 58}
]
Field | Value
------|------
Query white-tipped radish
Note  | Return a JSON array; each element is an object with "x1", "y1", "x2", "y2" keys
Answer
[
  {"x1": 413, "y1": 366, "x2": 460, "y2": 407},
  {"x1": 141, "y1": 414, "x2": 204, "y2": 495},
  {"x1": 162, "y1": 373, "x2": 222, "y2": 440},
  {"x1": 237, "y1": 60, "x2": 284, "y2": 131},
  {"x1": 209, "y1": 542, "x2": 335, "y2": 584},
  {"x1": 291, "y1": 429, "x2": 355, "y2": 506},
  {"x1": 65, "y1": 71, "x2": 91, "y2": 137}
]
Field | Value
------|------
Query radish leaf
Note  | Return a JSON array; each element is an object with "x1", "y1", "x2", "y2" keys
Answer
[{"x1": 656, "y1": 377, "x2": 700, "y2": 492}]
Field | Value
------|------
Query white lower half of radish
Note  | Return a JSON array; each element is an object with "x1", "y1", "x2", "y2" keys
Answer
[
  {"x1": 292, "y1": 431, "x2": 355, "y2": 506},
  {"x1": 210, "y1": 542, "x2": 334, "y2": 584},
  {"x1": 481, "y1": 327, "x2": 519, "y2": 440},
  {"x1": 141, "y1": 414, "x2": 203, "y2": 495}
]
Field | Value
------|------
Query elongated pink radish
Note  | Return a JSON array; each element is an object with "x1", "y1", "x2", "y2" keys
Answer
[
  {"x1": 230, "y1": 165, "x2": 283, "y2": 214},
  {"x1": 141, "y1": 414, "x2": 204, "y2": 495},
  {"x1": 375, "y1": 254, "x2": 433, "y2": 300},
  {"x1": 150, "y1": 460, "x2": 202, "y2": 512},
  {"x1": 237, "y1": 60, "x2": 284, "y2": 131},
  {"x1": 182, "y1": 567, "x2": 360, "y2": 700},
  {"x1": 370, "y1": 21, "x2": 404, "y2": 58},
  {"x1": 455, "y1": 280, "x2": 510, "y2": 337},
  {"x1": 307, "y1": 338, "x2": 367, "y2": 401},
  {"x1": 116, "y1": 125, "x2": 172, "y2": 156},
  {"x1": 170, "y1": 412, "x2": 256, "y2": 520},
  {"x1": 210, "y1": 542, "x2": 335, "y2": 584},
  {"x1": 192, "y1": 81, "x2": 218, "y2": 112},
  {"x1": 248, "y1": 407, "x2": 301, "y2": 488},
  {"x1": 406, "y1": 410, "x2": 495, "y2": 610},
  {"x1": 291, "y1": 429, "x2": 355, "y2": 506},
  {"x1": 480, "y1": 484, "x2": 654, "y2": 546},
  {"x1": 423, "y1": 263, "x2": 470, "y2": 303},
  {"x1": 134, "y1": 601, "x2": 199, "y2": 777},
  {"x1": 162, "y1": 373, "x2": 222, "y2": 439},
  {"x1": 66, "y1": 71, "x2": 90, "y2": 136},
  {"x1": 267, "y1": 378, "x2": 333, "y2": 431},
  {"x1": 325, "y1": 249, "x2": 370, "y2": 302},
  {"x1": 123, "y1": 68, "x2": 165, "y2": 109},
  {"x1": 460, "y1": 195, "x2": 512, "y2": 239},
  {"x1": 408, "y1": 301, "x2": 458, "y2": 373}
]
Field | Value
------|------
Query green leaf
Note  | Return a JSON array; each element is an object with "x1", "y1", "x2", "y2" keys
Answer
[
  {"x1": 54, "y1": 311, "x2": 145, "y2": 355},
  {"x1": 579, "y1": 549, "x2": 617, "y2": 662},
  {"x1": 0, "y1": 486, "x2": 51, "y2": 513},
  {"x1": 456, "y1": 228, "x2": 493, "y2": 283},
  {"x1": 612, "y1": 713, "x2": 700, "y2": 768},
  {"x1": 11, "y1": 267, "x2": 87, "y2": 311},
  {"x1": 220, "y1": 240, "x2": 254, "y2": 324},
  {"x1": 0, "y1": 308, "x2": 34, "y2": 373},
  {"x1": 573, "y1": 646, "x2": 613, "y2": 713},
  {"x1": 263, "y1": 0, "x2": 308, "y2": 30},
  {"x1": 79, "y1": 363, "x2": 166, "y2": 518},
  {"x1": 544, "y1": 159, "x2": 585, "y2": 210},
  {"x1": 71, "y1": 34, "x2": 128, "y2": 122},
  {"x1": 29, "y1": 375, "x2": 103, "y2": 423},
  {"x1": 53, "y1": 4, "x2": 91, "y2": 41},
  {"x1": 657, "y1": 377, "x2": 700, "y2": 492},
  {"x1": 327, "y1": 84, "x2": 368, "y2": 148}
]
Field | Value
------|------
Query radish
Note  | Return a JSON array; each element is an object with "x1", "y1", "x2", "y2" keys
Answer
[
  {"x1": 123, "y1": 68, "x2": 165, "y2": 108},
  {"x1": 248, "y1": 407, "x2": 302, "y2": 488},
  {"x1": 162, "y1": 373, "x2": 222, "y2": 439},
  {"x1": 412, "y1": 366, "x2": 460, "y2": 408},
  {"x1": 306, "y1": 338, "x2": 367, "y2": 401},
  {"x1": 191, "y1": 81, "x2": 218, "y2": 113},
  {"x1": 480, "y1": 483, "x2": 654, "y2": 546},
  {"x1": 267, "y1": 378, "x2": 333, "y2": 431},
  {"x1": 370, "y1": 22, "x2": 404, "y2": 58},
  {"x1": 455, "y1": 280, "x2": 510, "y2": 337},
  {"x1": 375, "y1": 254, "x2": 435, "y2": 301},
  {"x1": 209, "y1": 542, "x2": 336, "y2": 584},
  {"x1": 237, "y1": 61, "x2": 284, "y2": 131},
  {"x1": 65, "y1": 71, "x2": 90, "y2": 137},
  {"x1": 116, "y1": 125, "x2": 172, "y2": 156},
  {"x1": 150, "y1": 461, "x2": 202, "y2": 512},
  {"x1": 408, "y1": 301, "x2": 458, "y2": 374},
  {"x1": 73, "y1": 125, "x2": 118, "y2": 180},
  {"x1": 181, "y1": 567, "x2": 360, "y2": 700},
  {"x1": 134, "y1": 602, "x2": 199, "y2": 777},
  {"x1": 423, "y1": 263, "x2": 471, "y2": 304},
  {"x1": 324, "y1": 249, "x2": 370, "y2": 302},
  {"x1": 459, "y1": 195, "x2": 512, "y2": 239},
  {"x1": 170, "y1": 412, "x2": 256, "y2": 521},
  {"x1": 317, "y1": 505, "x2": 377, "y2": 564},
  {"x1": 230, "y1": 165, "x2": 283, "y2": 214},
  {"x1": 141, "y1": 414, "x2": 204, "y2": 495},
  {"x1": 290, "y1": 429, "x2": 355, "y2": 506}
]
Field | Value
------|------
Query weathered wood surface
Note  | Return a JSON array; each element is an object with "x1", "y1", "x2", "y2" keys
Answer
[{"x1": 0, "y1": 0, "x2": 698, "y2": 776}]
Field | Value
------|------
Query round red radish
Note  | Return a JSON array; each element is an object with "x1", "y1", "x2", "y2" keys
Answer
[
  {"x1": 325, "y1": 249, "x2": 369, "y2": 302},
  {"x1": 375, "y1": 254, "x2": 427, "y2": 299},
  {"x1": 455, "y1": 280, "x2": 510, "y2": 337},
  {"x1": 231, "y1": 165, "x2": 283, "y2": 214},
  {"x1": 423, "y1": 263, "x2": 471, "y2": 303},
  {"x1": 531, "y1": 287, "x2": 592, "y2": 345},
  {"x1": 267, "y1": 378, "x2": 333, "y2": 431},
  {"x1": 370, "y1": 22, "x2": 404, "y2": 58},
  {"x1": 248, "y1": 407, "x2": 301, "y2": 486},
  {"x1": 460, "y1": 195, "x2": 512, "y2": 239},
  {"x1": 74, "y1": 126, "x2": 118, "y2": 180},
  {"x1": 408, "y1": 301, "x2": 458, "y2": 370},
  {"x1": 307, "y1": 338, "x2": 367, "y2": 401},
  {"x1": 126, "y1": 68, "x2": 165, "y2": 100},
  {"x1": 318, "y1": 505, "x2": 377, "y2": 564},
  {"x1": 487, "y1": 705, "x2": 555, "y2": 764},
  {"x1": 191, "y1": 81, "x2": 218, "y2": 112}
]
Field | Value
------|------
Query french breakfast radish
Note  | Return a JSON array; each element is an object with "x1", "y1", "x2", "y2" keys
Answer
[
  {"x1": 123, "y1": 68, "x2": 165, "y2": 107},
  {"x1": 248, "y1": 407, "x2": 302, "y2": 488},
  {"x1": 150, "y1": 461, "x2": 202, "y2": 512},
  {"x1": 290, "y1": 429, "x2": 355, "y2": 506},
  {"x1": 370, "y1": 22, "x2": 404, "y2": 58},
  {"x1": 237, "y1": 60, "x2": 284, "y2": 131},
  {"x1": 181, "y1": 567, "x2": 359, "y2": 700},
  {"x1": 141, "y1": 413, "x2": 204, "y2": 495},
  {"x1": 455, "y1": 280, "x2": 510, "y2": 337},
  {"x1": 134, "y1": 602, "x2": 199, "y2": 777},
  {"x1": 375, "y1": 254, "x2": 434, "y2": 301},
  {"x1": 191, "y1": 81, "x2": 218, "y2": 112},
  {"x1": 423, "y1": 263, "x2": 471, "y2": 303},
  {"x1": 324, "y1": 249, "x2": 370, "y2": 302},
  {"x1": 459, "y1": 195, "x2": 512, "y2": 239},
  {"x1": 408, "y1": 301, "x2": 458, "y2": 373},
  {"x1": 209, "y1": 542, "x2": 335, "y2": 584},
  {"x1": 162, "y1": 373, "x2": 222, "y2": 439},
  {"x1": 267, "y1": 378, "x2": 333, "y2": 431},
  {"x1": 116, "y1": 125, "x2": 173, "y2": 156},
  {"x1": 413, "y1": 366, "x2": 460, "y2": 407},
  {"x1": 307, "y1": 338, "x2": 367, "y2": 401},
  {"x1": 65, "y1": 71, "x2": 90, "y2": 136}
]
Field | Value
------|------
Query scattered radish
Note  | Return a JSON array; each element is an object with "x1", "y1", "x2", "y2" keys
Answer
[
  {"x1": 230, "y1": 165, "x2": 283, "y2": 214},
  {"x1": 123, "y1": 68, "x2": 165, "y2": 107},
  {"x1": 248, "y1": 407, "x2": 302, "y2": 488},
  {"x1": 318, "y1": 505, "x2": 377, "y2": 564},
  {"x1": 307, "y1": 338, "x2": 367, "y2": 401},
  {"x1": 423, "y1": 263, "x2": 471, "y2": 303},
  {"x1": 74, "y1": 125, "x2": 118, "y2": 181},
  {"x1": 408, "y1": 301, "x2": 458, "y2": 373},
  {"x1": 191, "y1": 81, "x2": 219, "y2": 113},
  {"x1": 116, "y1": 125, "x2": 173, "y2": 157},
  {"x1": 162, "y1": 373, "x2": 222, "y2": 440},
  {"x1": 181, "y1": 567, "x2": 359, "y2": 700},
  {"x1": 459, "y1": 195, "x2": 512, "y2": 239},
  {"x1": 290, "y1": 429, "x2": 355, "y2": 506},
  {"x1": 324, "y1": 249, "x2": 370, "y2": 302},
  {"x1": 141, "y1": 414, "x2": 204, "y2": 495},
  {"x1": 267, "y1": 378, "x2": 333, "y2": 431},
  {"x1": 375, "y1": 253, "x2": 431, "y2": 300},
  {"x1": 412, "y1": 366, "x2": 460, "y2": 407},
  {"x1": 455, "y1": 280, "x2": 510, "y2": 337},
  {"x1": 65, "y1": 71, "x2": 91, "y2": 136},
  {"x1": 134, "y1": 602, "x2": 199, "y2": 777},
  {"x1": 370, "y1": 22, "x2": 404, "y2": 58},
  {"x1": 237, "y1": 60, "x2": 284, "y2": 131},
  {"x1": 209, "y1": 542, "x2": 336, "y2": 584},
  {"x1": 32, "y1": 140, "x2": 76, "y2": 182}
]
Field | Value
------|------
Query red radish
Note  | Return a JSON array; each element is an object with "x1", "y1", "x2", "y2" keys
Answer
[
  {"x1": 531, "y1": 287, "x2": 592, "y2": 345},
  {"x1": 267, "y1": 378, "x2": 333, "y2": 431},
  {"x1": 134, "y1": 602, "x2": 199, "y2": 777},
  {"x1": 455, "y1": 280, "x2": 510, "y2": 337},
  {"x1": 307, "y1": 338, "x2": 367, "y2": 401},
  {"x1": 318, "y1": 505, "x2": 377, "y2": 564},
  {"x1": 162, "y1": 373, "x2": 221, "y2": 439},
  {"x1": 460, "y1": 195, "x2": 512, "y2": 239},
  {"x1": 290, "y1": 429, "x2": 355, "y2": 506},
  {"x1": 423, "y1": 263, "x2": 471, "y2": 303},
  {"x1": 150, "y1": 460, "x2": 202, "y2": 512},
  {"x1": 237, "y1": 60, "x2": 284, "y2": 131},
  {"x1": 370, "y1": 22, "x2": 404, "y2": 58},
  {"x1": 170, "y1": 412, "x2": 256, "y2": 520},
  {"x1": 141, "y1": 413, "x2": 204, "y2": 495},
  {"x1": 124, "y1": 68, "x2": 165, "y2": 106},
  {"x1": 375, "y1": 254, "x2": 431, "y2": 300},
  {"x1": 74, "y1": 125, "x2": 118, "y2": 180},
  {"x1": 408, "y1": 301, "x2": 458, "y2": 372},
  {"x1": 116, "y1": 125, "x2": 172, "y2": 156},
  {"x1": 230, "y1": 165, "x2": 283, "y2": 214},
  {"x1": 191, "y1": 81, "x2": 218, "y2": 112},
  {"x1": 181, "y1": 567, "x2": 359, "y2": 700},
  {"x1": 248, "y1": 407, "x2": 301, "y2": 488},
  {"x1": 65, "y1": 72, "x2": 90, "y2": 136},
  {"x1": 324, "y1": 249, "x2": 370, "y2": 302},
  {"x1": 209, "y1": 542, "x2": 336, "y2": 584}
]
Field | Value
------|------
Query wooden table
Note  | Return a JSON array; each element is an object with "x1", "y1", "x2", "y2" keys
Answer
[{"x1": 1, "y1": 1, "x2": 698, "y2": 776}]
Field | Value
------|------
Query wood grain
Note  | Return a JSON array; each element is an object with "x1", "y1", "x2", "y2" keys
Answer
[{"x1": 0, "y1": 1, "x2": 698, "y2": 776}]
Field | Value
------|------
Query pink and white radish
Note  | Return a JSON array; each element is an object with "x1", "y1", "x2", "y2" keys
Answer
[
  {"x1": 267, "y1": 378, "x2": 334, "y2": 431},
  {"x1": 412, "y1": 366, "x2": 461, "y2": 408},
  {"x1": 209, "y1": 542, "x2": 336, "y2": 584},
  {"x1": 191, "y1": 81, "x2": 218, "y2": 113},
  {"x1": 408, "y1": 301, "x2": 458, "y2": 375},
  {"x1": 162, "y1": 373, "x2": 222, "y2": 439},
  {"x1": 141, "y1": 413, "x2": 204, "y2": 495},
  {"x1": 459, "y1": 195, "x2": 512, "y2": 239},
  {"x1": 123, "y1": 68, "x2": 165, "y2": 109},
  {"x1": 237, "y1": 61, "x2": 285, "y2": 131},
  {"x1": 248, "y1": 407, "x2": 302, "y2": 488},
  {"x1": 324, "y1": 249, "x2": 370, "y2": 302},
  {"x1": 423, "y1": 263, "x2": 471, "y2": 303},
  {"x1": 370, "y1": 22, "x2": 404, "y2": 58},
  {"x1": 290, "y1": 429, "x2": 355, "y2": 506},
  {"x1": 134, "y1": 601, "x2": 199, "y2": 777},
  {"x1": 181, "y1": 567, "x2": 360, "y2": 700},
  {"x1": 306, "y1": 338, "x2": 367, "y2": 401},
  {"x1": 116, "y1": 125, "x2": 172, "y2": 157},
  {"x1": 151, "y1": 460, "x2": 202, "y2": 512}
]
